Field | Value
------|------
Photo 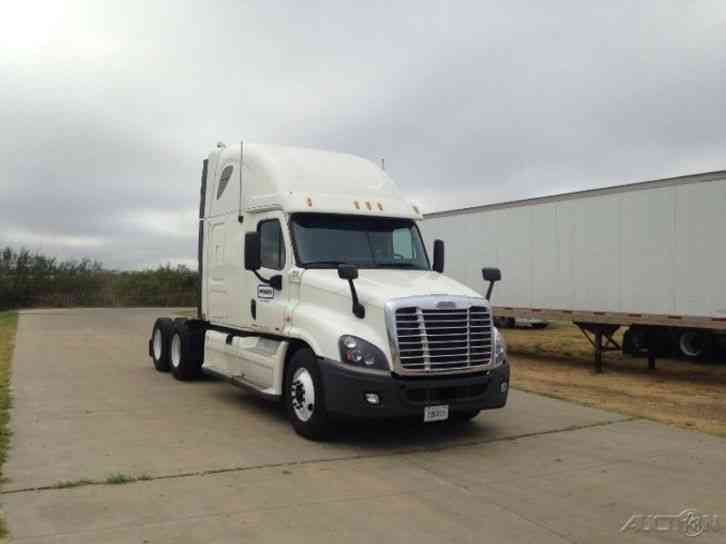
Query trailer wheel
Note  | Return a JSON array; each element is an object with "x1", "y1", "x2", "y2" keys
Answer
[
  {"x1": 169, "y1": 321, "x2": 204, "y2": 381},
  {"x1": 150, "y1": 318, "x2": 174, "y2": 372},
  {"x1": 284, "y1": 348, "x2": 332, "y2": 440},
  {"x1": 678, "y1": 330, "x2": 705, "y2": 360}
]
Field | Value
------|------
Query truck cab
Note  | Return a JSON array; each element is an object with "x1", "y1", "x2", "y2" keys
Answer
[{"x1": 150, "y1": 143, "x2": 509, "y2": 439}]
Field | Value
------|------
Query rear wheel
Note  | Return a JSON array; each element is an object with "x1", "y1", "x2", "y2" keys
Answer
[
  {"x1": 150, "y1": 318, "x2": 174, "y2": 372},
  {"x1": 284, "y1": 348, "x2": 332, "y2": 440},
  {"x1": 169, "y1": 321, "x2": 204, "y2": 381},
  {"x1": 678, "y1": 330, "x2": 705, "y2": 360}
]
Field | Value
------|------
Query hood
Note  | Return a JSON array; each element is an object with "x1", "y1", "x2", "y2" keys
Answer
[{"x1": 299, "y1": 268, "x2": 484, "y2": 308}]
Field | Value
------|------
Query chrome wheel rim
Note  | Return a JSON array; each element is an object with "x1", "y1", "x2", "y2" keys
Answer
[
  {"x1": 290, "y1": 368, "x2": 315, "y2": 422},
  {"x1": 153, "y1": 329, "x2": 163, "y2": 360},
  {"x1": 171, "y1": 333, "x2": 182, "y2": 368}
]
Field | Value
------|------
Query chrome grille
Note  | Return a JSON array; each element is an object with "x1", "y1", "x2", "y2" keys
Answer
[{"x1": 392, "y1": 303, "x2": 493, "y2": 373}]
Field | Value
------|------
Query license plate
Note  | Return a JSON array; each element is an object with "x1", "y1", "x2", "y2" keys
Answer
[{"x1": 424, "y1": 404, "x2": 449, "y2": 422}]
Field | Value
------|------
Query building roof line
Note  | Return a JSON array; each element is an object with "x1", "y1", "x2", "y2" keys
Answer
[{"x1": 423, "y1": 169, "x2": 726, "y2": 219}]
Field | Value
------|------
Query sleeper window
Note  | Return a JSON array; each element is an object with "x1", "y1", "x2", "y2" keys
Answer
[
  {"x1": 258, "y1": 220, "x2": 285, "y2": 270},
  {"x1": 217, "y1": 166, "x2": 234, "y2": 199}
]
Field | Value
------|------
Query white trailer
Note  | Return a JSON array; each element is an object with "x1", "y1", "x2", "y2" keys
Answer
[
  {"x1": 149, "y1": 143, "x2": 509, "y2": 440},
  {"x1": 423, "y1": 170, "x2": 726, "y2": 371}
]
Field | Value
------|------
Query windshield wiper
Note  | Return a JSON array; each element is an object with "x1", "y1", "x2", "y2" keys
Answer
[
  {"x1": 303, "y1": 260, "x2": 350, "y2": 267},
  {"x1": 375, "y1": 262, "x2": 420, "y2": 268}
]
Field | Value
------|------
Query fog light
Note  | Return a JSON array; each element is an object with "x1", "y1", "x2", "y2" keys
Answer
[
  {"x1": 500, "y1": 381, "x2": 508, "y2": 393},
  {"x1": 364, "y1": 393, "x2": 380, "y2": 405}
]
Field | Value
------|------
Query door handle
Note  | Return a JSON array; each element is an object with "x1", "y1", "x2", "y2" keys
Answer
[{"x1": 250, "y1": 299, "x2": 256, "y2": 320}]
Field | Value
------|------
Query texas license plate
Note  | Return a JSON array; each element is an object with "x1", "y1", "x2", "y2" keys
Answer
[{"x1": 424, "y1": 404, "x2": 449, "y2": 422}]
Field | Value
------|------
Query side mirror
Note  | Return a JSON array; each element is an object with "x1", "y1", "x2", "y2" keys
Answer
[
  {"x1": 269, "y1": 275, "x2": 283, "y2": 290},
  {"x1": 337, "y1": 264, "x2": 364, "y2": 319},
  {"x1": 482, "y1": 268, "x2": 501, "y2": 282},
  {"x1": 482, "y1": 267, "x2": 501, "y2": 300},
  {"x1": 337, "y1": 264, "x2": 359, "y2": 281},
  {"x1": 432, "y1": 239, "x2": 445, "y2": 273},
  {"x1": 244, "y1": 232, "x2": 261, "y2": 271}
]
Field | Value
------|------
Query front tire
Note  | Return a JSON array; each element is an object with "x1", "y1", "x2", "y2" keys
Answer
[
  {"x1": 284, "y1": 348, "x2": 332, "y2": 440},
  {"x1": 169, "y1": 321, "x2": 203, "y2": 381},
  {"x1": 150, "y1": 318, "x2": 174, "y2": 372}
]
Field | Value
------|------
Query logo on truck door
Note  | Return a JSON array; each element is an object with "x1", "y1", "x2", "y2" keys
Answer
[{"x1": 257, "y1": 285, "x2": 274, "y2": 300}]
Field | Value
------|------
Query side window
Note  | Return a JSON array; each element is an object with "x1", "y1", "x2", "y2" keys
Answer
[
  {"x1": 258, "y1": 220, "x2": 285, "y2": 270},
  {"x1": 217, "y1": 165, "x2": 234, "y2": 199},
  {"x1": 392, "y1": 228, "x2": 414, "y2": 259}
]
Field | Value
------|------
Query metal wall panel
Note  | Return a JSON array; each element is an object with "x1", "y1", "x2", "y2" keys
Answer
[
  {"x1": 423, "y1": 175, "x2": 726, "y2": 320},
  {"x1": 674, "y1": 181, "x2": 726, "y2": 317}
]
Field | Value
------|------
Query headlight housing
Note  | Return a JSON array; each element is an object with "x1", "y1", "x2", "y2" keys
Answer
[
  {"x1": 493, "y1": 327, "x2": 507, "y2": 367},
  {"x1": 339, "y1": 335, "x2": 389, "y2": 371}
]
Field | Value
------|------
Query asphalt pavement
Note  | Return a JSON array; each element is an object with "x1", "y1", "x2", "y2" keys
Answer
[{"x1": 3, "y1": 308, "x2": 724, "y2": 543}]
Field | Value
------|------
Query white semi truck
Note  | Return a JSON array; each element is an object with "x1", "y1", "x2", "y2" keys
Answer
[
  {"x1": 423, "y1": 170, "x2": 726, "y2": 371},
  {"x1": 149, "y1": 143, "x2": 509, "y2": 439}
]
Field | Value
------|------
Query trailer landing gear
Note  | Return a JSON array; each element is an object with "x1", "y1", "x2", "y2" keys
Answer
[{"x1": 575, "y1": 322, "x2": 621, "y2": 373}]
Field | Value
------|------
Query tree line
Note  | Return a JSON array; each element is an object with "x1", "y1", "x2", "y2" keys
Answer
[{"x1": 0, "y1": 247, "x2": 198, "y2": 310}]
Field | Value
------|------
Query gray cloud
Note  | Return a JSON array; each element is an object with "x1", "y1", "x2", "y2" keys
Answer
[{"x1": 1, "y1": 1, "x2": 725, "y2": 268}]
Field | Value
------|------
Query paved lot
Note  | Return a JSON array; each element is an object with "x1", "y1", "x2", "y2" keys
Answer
[{"x1": 3, "y1": 308, "x2": 725, "y2": 543}]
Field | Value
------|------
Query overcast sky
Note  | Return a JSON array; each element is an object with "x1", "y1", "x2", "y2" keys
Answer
[{"x1": 2, "y1": 1, "x2": 725, "y2": 269}]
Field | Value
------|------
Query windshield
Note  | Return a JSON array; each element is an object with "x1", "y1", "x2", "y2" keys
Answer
[{"x1": 291, "y1": 213, "x2": 430, "y2": 270}]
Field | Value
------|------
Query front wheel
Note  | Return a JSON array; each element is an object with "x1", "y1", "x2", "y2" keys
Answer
[{"x1": 285, "y1": 349, "x2": 332, "y2": 440}]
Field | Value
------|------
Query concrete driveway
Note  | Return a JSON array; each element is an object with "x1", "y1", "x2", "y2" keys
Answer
[{"x1": 3, "y1": 308, "x2": 724, "y2": 543}]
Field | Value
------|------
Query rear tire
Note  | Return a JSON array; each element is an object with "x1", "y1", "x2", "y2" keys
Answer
[
  {"x1": 150, "y1": 318, "x2": 174, "y2": 372},
  {"x1": 169, "y1": 320, "x2": 204, "y2": 381},
  {"x1": 284, "y1": 348, "x2": 332, "y2": 440},
  {"x1": 678, "y1": 330, "x2": 705, "y2": 360}
]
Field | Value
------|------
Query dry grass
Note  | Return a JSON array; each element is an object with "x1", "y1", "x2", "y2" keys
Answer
[
  {"x1": 0, "y1": 311, "x2": 18, "y2": 538},
  {"x1": 503, "y1": 321, "x2": 726, "y2": 436}
]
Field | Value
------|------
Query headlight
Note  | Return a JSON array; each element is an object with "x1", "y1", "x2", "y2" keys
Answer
[
  {"x1": 493, "y1": 327, "x2": 507, "y2": 367},
  {"x1": 339, "y1": 335, "x2": 389, "y2": 371}
]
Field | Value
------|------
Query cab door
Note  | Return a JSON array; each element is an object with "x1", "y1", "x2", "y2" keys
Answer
[{"x1": 247, "y1": 215, "x2": 289, "y2": 334}]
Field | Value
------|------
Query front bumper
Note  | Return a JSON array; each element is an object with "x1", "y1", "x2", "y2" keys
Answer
[{"x1": 318, "y1": 358, "x2": 509, "y2": 419}]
